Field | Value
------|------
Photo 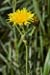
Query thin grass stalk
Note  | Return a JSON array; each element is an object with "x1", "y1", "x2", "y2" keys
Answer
[
  {"x1": 12, "y1": 0, "x2": 19, "y2": 63},
  {"x1": 12, "y1": 0, "x2": 16, "y2": 12},
  {"x1": 29, "y1": 46, "x2": 32, "y2": 75},
  {"x1": 39, "y1": 25, "x2": 43, "y2": 60},
  {"x1": 13, "y1": 27, "x2": 19, "y2": 62},
  {"x1": 48, "y1": 0, "x2": 50, "y2": 17},
  {"x1": 43, "y1": 48, "x2": 50, "y2": 75},
  {"x1": 16, "y1": 26, "x2": 22, "y2": 35},
  {"x1": 23, "y1": 40, "x2": 28, "y2": 75},
  {"x1": 32, "y1": 0, "x2": 45, "y2": 33},
  {"x1": 11, "y1": 66, "x2": 14, "y2": 75},
  {"x1": 2, "y1": 66, "x2": 7, "y2": 75},
  {"x1": 26, "y1": 45, "x2": 28, "y2": 75}
]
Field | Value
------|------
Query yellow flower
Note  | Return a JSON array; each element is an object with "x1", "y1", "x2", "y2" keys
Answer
[{"x1": 8, "y1": 8, "x2": 34, "y2": 25}]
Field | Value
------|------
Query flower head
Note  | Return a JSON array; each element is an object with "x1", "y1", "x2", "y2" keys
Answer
[
  {"x1": 8, "y1": 8, "x2": 34, "y2": 25},
  {"x1": 32, "y1": 15, "x2": 39, "y2": 25}
]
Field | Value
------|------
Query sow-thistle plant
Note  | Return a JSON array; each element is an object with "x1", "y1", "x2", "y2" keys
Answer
[
  {"x1": 7, "y1": 8, "x2": 39, "y2": 75},
  {"x1": 8, "y1": 8, "x2": 35, "y2": 25}
]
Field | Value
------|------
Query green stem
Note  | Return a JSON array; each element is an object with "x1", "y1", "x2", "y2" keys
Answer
[
  {"x1": 12, "y1": 0, "x2": 16, "y2": 12},
  {"x1": 12, "y1": 0, "x2": 19, "y2": 62},
  {"x1": 16, "y1": 26, "x2": 22, "y2": 35},
  {"x1": 13, "y1": 27, "x2": 18, "y2": 62},
  {"x1": 11, "y1": 67, "x2": 14, "y2": 75}
]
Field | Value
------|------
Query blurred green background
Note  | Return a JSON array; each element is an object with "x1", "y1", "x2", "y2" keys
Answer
[{"x1": 0, "y1": 0, "x2": 50, "y2": 75}]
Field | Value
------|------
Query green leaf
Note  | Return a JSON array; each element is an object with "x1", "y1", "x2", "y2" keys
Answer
[
  {"x1": 43, "y1": 48, "x2": 50, "y2": 75},
  {"x1": 0, "y1": 54, "x2": 9, "y2": 65},
  {"x1": 48, "y1": 0, "x2": 50, "y2": 17},
  {"x1": 32, "y1": 0, "x2": 45, "y2": 32},
  {"x1": 0, "y1": 6, "x2": 11, "y2": 12},
  {"x1": 0, "y1": 40, "x2": 8, "y2": 54},
  {"x1": 2, "y1": 0, "x2": 10, "y2": 5},
  {"x1": 2, "y1": 66, "x2": 7, "y2": 75}
]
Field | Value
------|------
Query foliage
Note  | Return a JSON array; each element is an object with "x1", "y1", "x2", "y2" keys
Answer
[{"x1": 0, "y1": 0, "x2": 50, "y2": 75}]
